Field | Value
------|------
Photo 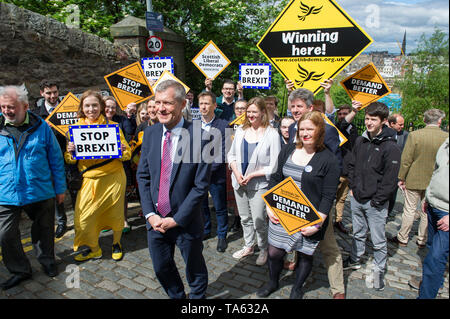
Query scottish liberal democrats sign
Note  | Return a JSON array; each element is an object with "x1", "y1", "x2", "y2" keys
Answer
[{"x1": 257, "y1": 0, "x2": 373, "y2": 94}]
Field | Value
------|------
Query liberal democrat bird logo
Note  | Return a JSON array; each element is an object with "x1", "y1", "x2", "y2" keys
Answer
[
  {"x1": 295, "y1": 64, "x2": 325, "y2": 87},
  {"x1": 298, "y1": 2, "x2": 323, "y2": 21}
]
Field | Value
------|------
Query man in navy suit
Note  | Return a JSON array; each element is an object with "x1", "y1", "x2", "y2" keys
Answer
[
  {"x1": 197, "y1": 91, "x2": 229, "y2": 252},
  {"x1": 136, "y1": 80, "x2": 211, "y2": 299}
]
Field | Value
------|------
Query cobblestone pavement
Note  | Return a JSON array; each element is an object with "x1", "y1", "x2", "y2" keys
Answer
[{"x1": 0, "y1": 194, "x2": 448, "y2": 300}]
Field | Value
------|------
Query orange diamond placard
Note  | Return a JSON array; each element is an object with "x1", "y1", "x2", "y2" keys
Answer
[
  {"x1": 262, "y1": 177, "x2": 322, "y2": 235},
  {"x1": 104, "y1": 62, "x2": 153, "y2": 110},
  {"x1": 257, "y1": 0, "x2": 373, "y2": 94},
  {"x1": 340, "y1": 62, "x2": 391, "y2": 109},
  {"x1": 45, "y1": 92, "x2": 79, "y2": 136}
]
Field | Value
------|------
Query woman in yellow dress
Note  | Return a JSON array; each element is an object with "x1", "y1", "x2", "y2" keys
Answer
[{"x1": 65, "y1": 90, "x2": 131, "y2": 262}]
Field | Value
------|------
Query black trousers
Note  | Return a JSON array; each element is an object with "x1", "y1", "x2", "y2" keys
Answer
[{"x1": 0, "y1": 198, "x2": 55, "y2": 276}]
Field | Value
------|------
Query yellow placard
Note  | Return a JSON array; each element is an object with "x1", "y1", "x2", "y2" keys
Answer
[
  {"x1": 340, "y1": 62, "x2": 391, "y2": 108},
  {"x1": 152, "y1": 70, "x2": 190, "y2": 95},
  {"x1": 262, "y1": 176, "x2": 322, "y2": 235},
  {"x1": 321, "y1": 113, "x2": 347, "y2": 147},
  {"x1": 257, "y1": 0, "x2": 373, "y2": 94},
  {"x1": 191, "y1": 40, "x2": 231, "y2": 79},
  {"x1": 104, "y1": 62, "x2": 153, "y2": 110},
  {"x1": 229, "y1": 113, "x2": 246, "y2": 127},
  {"x1": 45, "y1": 92, "x2": 79, "y2": 136}
]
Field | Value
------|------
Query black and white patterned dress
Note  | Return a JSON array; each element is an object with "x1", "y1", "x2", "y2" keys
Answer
[{"x1": 267, "y1": 155, "x2": 320, "y2": 256}]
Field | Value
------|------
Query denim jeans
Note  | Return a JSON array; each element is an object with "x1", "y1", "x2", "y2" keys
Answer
[
  {"x1": 350, "y1": 196, "x2": 388, "y2": 273},
  {"x1": 418, "y1": 205, "x2": 449, "y2": 299},
  {"x1": 202, "y1": 182, "x2": 228, "y2": 239}
]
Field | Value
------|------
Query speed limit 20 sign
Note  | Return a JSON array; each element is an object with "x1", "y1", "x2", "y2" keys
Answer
[{"x1": 146, "y1": 35, "x2": 163, "y2": 55}]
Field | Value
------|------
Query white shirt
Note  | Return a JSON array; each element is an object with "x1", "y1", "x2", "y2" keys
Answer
[
  {"x1": 145, "y1": 117, "x2": 184, "y2": 220},
  {"x1": 201, "y1": 115, "x2": 215, "y2": 132}
]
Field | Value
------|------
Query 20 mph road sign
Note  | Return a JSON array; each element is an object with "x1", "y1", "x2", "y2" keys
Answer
[{"x1": 146, "y1": 35, "x2": 163, "y2": 55}]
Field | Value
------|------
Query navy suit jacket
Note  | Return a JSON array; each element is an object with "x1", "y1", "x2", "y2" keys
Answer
[
  {"x1": 200, "y1": 117, "x2": 228, "y2": 185},
  {"x1": 136, "y1": 120, "x2": 212, "y2": 236},
  {"x1": 288, "y1": 121, "x2": 343, "y2": 172}
]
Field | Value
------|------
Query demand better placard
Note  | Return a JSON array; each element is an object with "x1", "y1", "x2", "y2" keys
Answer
[
  {"x1": 262, "y1": 177, "x2": 322, "y2": 235},
  {"x1": 340, "y1": 62, "x2": 391, "y2": 108},
  {"x1": 46, "y1": 92, "x2": 80, "y2": 136},
  {"x1": 69, "y1": 124, "x2": 122, "y2": 160}
]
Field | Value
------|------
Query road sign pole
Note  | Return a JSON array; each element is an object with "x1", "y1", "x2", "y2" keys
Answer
[{"x1": 146, "y1": 0, "x2": 154, "y2": 37}]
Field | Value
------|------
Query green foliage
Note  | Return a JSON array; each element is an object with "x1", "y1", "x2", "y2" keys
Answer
[{"x1": 395, "y1": 28, "x2": 449, "y2": 127}]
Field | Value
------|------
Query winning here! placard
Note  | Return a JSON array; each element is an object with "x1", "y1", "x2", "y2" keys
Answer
[
  {"x1": 68, "y1": 124, "x2": 122, "y2": 160},
  {"x1": 257, "y1": 0, "x2": 373, "y2": 94},
  {"x1": 262, "y1": 177, "x2": 322, "y2": 235}
]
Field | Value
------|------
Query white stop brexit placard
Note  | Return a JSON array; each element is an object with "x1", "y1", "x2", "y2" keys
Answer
[
  {"x1": 69, "y1": 124, "x2": 122, "y2": 160},
  {"x1": 141, "y1": 57, "x2": 174, "y2": 81},
  {"x1": 239, "y1": 63, "x2": 272, "y2": 89}
]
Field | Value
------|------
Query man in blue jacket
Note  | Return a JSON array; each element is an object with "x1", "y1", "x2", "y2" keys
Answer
[
  {"x1": 197, "y1": 91, "x2": 229, "y2": 252},
  {"x1": 0, "y1": 85, "x2": 67, "y2": 290}
]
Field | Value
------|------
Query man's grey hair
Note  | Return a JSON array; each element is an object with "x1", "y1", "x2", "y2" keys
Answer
[
  {"x1": 0, "y1": 84, "x2": 29, "y2": 105},
  {"x1": 288, "y1": 88, "x2": 314, "y2": 107},
  {"x1": 424, "y1": 108, "x2": 446, "y2": 125},
  {"x1": 154, "y1": 80, "x2": 186, "y2": 104}
]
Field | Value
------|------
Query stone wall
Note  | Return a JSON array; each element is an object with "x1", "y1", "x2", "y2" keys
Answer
[{"x1": 0, "y1": 3, "x2": 138, "y2": 105}]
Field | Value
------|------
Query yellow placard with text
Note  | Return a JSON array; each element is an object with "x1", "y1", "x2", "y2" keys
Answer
[
  {"x1": 257, "y1": 0, "x2": 373, "y2": 94},
  {"x1": 262, "y1": 177, "x2": 322, "y2": 235},
  {"x1": 45, "y1": 92, "x2": 79, "y2": 136},
  {"x1": 104, "y1": 62, "x2": 153, "y2": 110},
  {"x1": 192, "y1": 40, "x2": 231, "y2": 80},
  {"x1": 340, "y1": 62, "x2": 391, "y2": 108}
]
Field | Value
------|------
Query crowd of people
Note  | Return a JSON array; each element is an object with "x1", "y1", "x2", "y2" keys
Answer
[{"x1": 0, "y1": 77, "x2": 447, "y2": 300}]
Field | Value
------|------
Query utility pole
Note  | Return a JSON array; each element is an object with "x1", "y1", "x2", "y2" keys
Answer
[{"x1": 146, "y1": 0, "x2": 153, "y2": 37}]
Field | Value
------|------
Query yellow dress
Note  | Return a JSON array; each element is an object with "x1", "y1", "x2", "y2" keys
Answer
[{"x1": 65, "y1": 115, "x2": 131, "y2": 251}]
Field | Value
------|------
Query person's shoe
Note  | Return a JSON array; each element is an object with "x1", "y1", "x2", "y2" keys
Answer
[
  {"x1": 289, "y1": 287, "x2": 304, "y2": 299},
  {"x1": 388, "y1": 235, "x2": 407, "y2": 247},
  {"x1": 256, "y1": 249, "x2": 268, "y2": 266},
  {"x1": 256, "y1": 282, "x2": 279, "y2": 298},
  {"x1": 333, "y1": 292, "x2": 346, "y2": 299},
  {"x1": 101, "y1": 229, "x2": 111, "y2": 233},
  {"x1": 55, "y1": 224, "x2": 67, "y2": 238},
  {"x1": 74, "y1": 248, "x2": 102, "y2": 262},
  {"x1": 42, "y1": 264, "x2": 58, "y2": 277},
  {"x1": 217, "y1": 238, "x2": 228, "y2": 253},
  {"x1": 202, "y1": 233, "x2": 211, "y2": 241},
  {"x1": 112, "y1": 243, "x2": 123, "y2": 261},
  {"x1": 230, "y1": 216, "x2": 241, "y2": 232},
  {"x1": 342, "y1": 257, "x2": 361, "y2": 270},
  {"x1": 416, "y1": 241, "x2": 426, "y2": 249},
  {"x1": 284, "y1": 261, "x2": 296, "y2": 271},
  {"x1": 0, "y1": 274, "x2": 31, "y2": 290},
  {"x1": 373, "y1": 271, "x2": 385, "y2": 291},
  {"x1": 408, "y1": 276, "x2": 421, "y2": 290},
  {"x1": 232, "y1": 246, "x2": 254, "y2": 259},
  {"x1": 334, "y1": 221, "x2": 348, "y2": 234}
]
